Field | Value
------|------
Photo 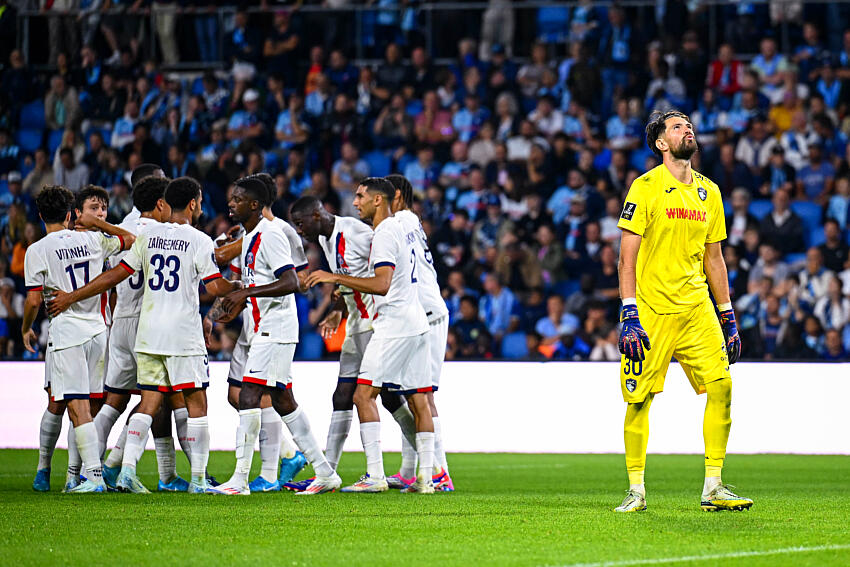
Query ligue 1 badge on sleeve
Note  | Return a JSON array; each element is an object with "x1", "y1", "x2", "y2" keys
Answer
[
  {"x1": 698, "y1": 187, "x2": 707, "y2": 201},
  {"x1": 625, "y1": 378, "x2": 637, "y2": 392}
]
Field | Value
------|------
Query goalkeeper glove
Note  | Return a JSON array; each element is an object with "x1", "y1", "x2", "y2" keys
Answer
[
  {"x1": 718, "y1": 307, "x2": 741, "y2": 364},
  {"x1": 618, "y1": 304, "x2": 651, "y2": 361}
]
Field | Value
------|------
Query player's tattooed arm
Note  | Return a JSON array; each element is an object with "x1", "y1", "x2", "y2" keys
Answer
[
  {"x1": 305, "y1": 266, "x2": 394, "y2": 296},
  {"x1": 21, "y1": 290, "x2": 43, "y2": 353},
  {"x1": 74, "y1": 212, "x2": 136, "y2": 250},
  {"x1": 220, "y1": 268, "x2": 299, "y2": 314},
  {"x1": 46, "y1": 264, "x2": 132, "y2": 317}
]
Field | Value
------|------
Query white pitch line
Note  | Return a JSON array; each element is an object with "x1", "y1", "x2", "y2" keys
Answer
[{"x1": 552, "y1": 544, "x2": 850, "y2": 567}]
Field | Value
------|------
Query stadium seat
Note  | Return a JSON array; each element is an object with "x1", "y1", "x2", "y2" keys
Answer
[
  {"x1": 84, "y1": 127, "x2": 112, "y2": 150},
  {"x1": 790, "y1": 201, "x2": 823, "y2": 232},
  {"x1": 15, "y1": 128, "x2": 43, "y2": 154},
  {"x1": 784, "y1": 252, "x2": 807, "y2": 267},
  {"x1": 396, "y1": 153, "x2": 415, "y2": 174},
  {"x1": 553, "y1": 279, "x2": 580, "y2": 299},
  {"x1": 723, "y1": 200, "x2": 732, "y2": 217},
  {"x1": 500, "y1": 331, "x2": 529, "y2": 359},
  {"x1": 263, "y1": 151, "x2": 280, "y2": 173},
  {"x1": 537, "y1": 6, "x2": 569, "y2": 43},
  {"x1": 364, "y1": 150, "x2": 391, "y2": 177},
  {"x1": 296, "y1": 331, "x2": 325, "y2": 360},
  {"x1": 19, "y1": 101, "x2": 46, "y2": 130},
  {"x1": 47, "y1": 130, "x2": 64, "y2": 156},
  {"x1": 748, "y1": 199, "x2": 773, "y2": 220},
  {"x1": 0, "y1": 180, "x2": 8, "y2": 196},
  {"x1": 807, "y1": 226, "x2": 826, "y2": 248}
]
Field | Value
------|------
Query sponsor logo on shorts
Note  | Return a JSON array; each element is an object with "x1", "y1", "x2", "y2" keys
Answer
[
  {"x1": 621, "y1": 202, "x2": 636, "y2": 220},
  {"x1": 625, "y1": 378, "x2": 637, "y2": 392}
]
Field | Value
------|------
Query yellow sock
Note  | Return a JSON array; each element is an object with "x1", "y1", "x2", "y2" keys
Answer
[
  {"x1": 624, "y1": 394, "x2": 653, "y2": 492},
  {"x1": 703, "y1": 378, "x2": 732, "y2": 488}
]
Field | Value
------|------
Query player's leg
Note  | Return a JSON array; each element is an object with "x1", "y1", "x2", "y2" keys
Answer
[
  {"x1": 213, "y1": 380, "x2": 263, "y2": 494},
  {"x1": 381, "y1": 388, "x2": 418, "y2": 488},
  {"x1": 94, "y1": 392, "x2": 129, "y2": 458},
  {"x1": 398, "y1": 334, "x2": 436, "y2": 494},
  {"x1": 65, "y1": 396, "x2": 106, "y2": 493},
  {"x1": 675, "y1": 300, "x2": 751, "y2": 511},
  {"x1": 325, "y1": 379, "x2": 356, "y2": 473},
  {"x1": 96, "y1": 317, "x2": 139, "y2": 458},
  {"x1": 615, "y1": 306, "x2": 678, "y2": 512},
  {"x1": 150, "y1": 399, "x2": 188, "y2": 492},
  {"x1": 33, "y1": 391, "x2": 65, "y2": 492},
  {"x1": 428, "y1": 315, "x2": 452, "y2": 490}
]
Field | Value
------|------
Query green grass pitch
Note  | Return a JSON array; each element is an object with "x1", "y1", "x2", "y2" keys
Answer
[{"x1": 1, "y1": 450, "x2": 849, "y2": 566}]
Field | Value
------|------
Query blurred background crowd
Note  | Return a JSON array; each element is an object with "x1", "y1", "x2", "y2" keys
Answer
[{"x1": 1, "y1": 0, "x2": 850, "y2": 361}]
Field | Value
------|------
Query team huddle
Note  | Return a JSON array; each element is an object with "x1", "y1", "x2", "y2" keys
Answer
[{"x1": 24, "y1": 166, "x2": 453, "y2": 495}]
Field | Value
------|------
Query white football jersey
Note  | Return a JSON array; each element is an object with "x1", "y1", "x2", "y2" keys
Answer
[
  {"x1": 318, "y1": 216, "x2": 375, "y2": 334},
  {"x1": 24, "y1": 230, "x2": 123, "y2": 350},
  {"x1": 368, "y1": 216, "x2": 428, "y2": 339},
  {"x1": 120, "y1": 222, "x2": 221, "y2": 356},
  {"x1": 112, "y1": 216, "x2": 158, "y2": 320},
  {"x1": 394, "y1": 209, "x2": 448, "y2": 323},
  {"x1": 240, "y1": 217, "x2": 299, "y2": 344},
  {"x1": 271, "y1": 217, "x2": 308, "y2": 271}
]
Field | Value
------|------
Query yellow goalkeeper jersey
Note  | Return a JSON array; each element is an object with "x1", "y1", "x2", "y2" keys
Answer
[{"x1": 617, "y1": 164, "x2": 726, "y2": 314}]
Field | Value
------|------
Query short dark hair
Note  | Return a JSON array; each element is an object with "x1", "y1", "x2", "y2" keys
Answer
[
  {"x1": 131, "y1": 163, "x2": 163, "y2": 188},
  {"x1": 59, "y1": 147, "x2": 73, "y2": 158},
  {"x1": 75, "y1": 185, "x2": 109, "y2": 211},
  {"x1": 133, "y1": 176, "x2": 169, "y2": 213},
  {"x1": 164, "y1": 176, "x2": 201, "y2": 210},
  {"x1": 234, "y1": 176, "x2": 269, "y2": 206},
  {"x1": 290, "y1": 195, "x2": 322, "y2": 217},
  {"x1": 645, "y1": 109, "x2": 690, "y2": 158},
  {"x1": 36, "y1": 185, "x2": 75, "y2": 223},
  {"x1": 360, "y1": 177, "x2": 395, "y2": 202},
  {"x1": 250, "y1": 173, "x2": 276, "y2": 207},
  {"x1": 385, "y1": 173, "x2": 413, "y2": 208}
]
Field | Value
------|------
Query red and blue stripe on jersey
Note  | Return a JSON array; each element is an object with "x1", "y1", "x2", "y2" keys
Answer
[{"x1": 336, "y1": 232, "x2": 369, "y2": 319}]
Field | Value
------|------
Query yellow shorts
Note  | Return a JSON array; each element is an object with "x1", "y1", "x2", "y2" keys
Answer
[{"x1": 620, "y1": 298, "x2": 730, "y2": 403}]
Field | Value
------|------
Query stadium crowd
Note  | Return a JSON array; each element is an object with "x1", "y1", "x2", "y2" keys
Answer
[{"x1": 1, "y1": 2, "x2": 850, "y2": 361}]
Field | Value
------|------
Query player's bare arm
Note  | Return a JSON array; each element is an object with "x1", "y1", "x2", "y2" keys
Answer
[
  {"x1": 618, "y1": 229, "x2": 642, "y2": 300},
  {"x1": 317, "y1": 293, "x2": 348, "y2": 339},
  {"x1": 21, "y1": 290, "x2": 43, "y2": 353},
  {"x1": 46, "y1": 264, "x2": 132, "y2": 317},
  {"x1": 214, "y1": 237, "x2": 243, "y2": 266},
  {"x1": 220, "y1": 267, "x2": 299, "y2": 314},
  {"x1": 703, "y1": 242, "x2": 731, "y2": 305},
  {"x1": 74, "y1": 212, "x2": 136, "y2": 250},
  {"x1": 305, "y1": 265, "x2": 394, "y2": 296}
]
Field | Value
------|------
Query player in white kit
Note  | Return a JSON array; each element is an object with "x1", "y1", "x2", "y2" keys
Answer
[
  {"x1": 204, "y1": 173, "x2": 308, "y2": 491},
  {"x1": 387, "y1": 174, "x2": 454, "y2": 491},
  {"x1": 48, "y1": 177, "x2": 239, "y2": 494},
  {"x1": 305, "y1": 177, "x2": 436, "y2": 494},
  {"x1": 208, "y1": 177, "x2": 340, "y2": 495},
  {"x1": 24, "y1": 185, "x2": 136, "y2": 493}
]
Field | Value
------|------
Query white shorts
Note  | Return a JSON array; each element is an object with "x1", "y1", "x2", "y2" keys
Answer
[
  {"x1": 136, "y1": 352, "x2": 209, "y2": 392},
  {"x1": 427, "y1": 316, "x2": 449, "y2": 390},
  {"x1": 227, "y1": 339, "x2": 250, "y2": 386},
  {"x1": 47, "y1": 331, "x2": 107, "y2": 401},
  {"x1": 358, "y1": 332, "x2": 430, "y2": 395},
  {"x1": 339, "y1": 330, "x2": 372, "y2": 380},
  {"x1": 104, "y1": 317, "x2": 140, "y2": 394},
  {"x1": 242, "y1": 341, "x2": 296, "y2": 390}
]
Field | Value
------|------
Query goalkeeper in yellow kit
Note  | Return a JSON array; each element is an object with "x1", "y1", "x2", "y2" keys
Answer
[{"x1": 614, "y1": 110, "x2": 752, "y2": 513}]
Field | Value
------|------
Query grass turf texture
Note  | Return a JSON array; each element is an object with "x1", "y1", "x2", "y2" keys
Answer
[{"x1": 1, "y1": 451, "x2": 848, "y2": 566}]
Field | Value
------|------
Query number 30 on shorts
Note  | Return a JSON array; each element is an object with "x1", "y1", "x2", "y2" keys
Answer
[{"x1": 623, "y1": 359, "x2": 643, "y2": 376}]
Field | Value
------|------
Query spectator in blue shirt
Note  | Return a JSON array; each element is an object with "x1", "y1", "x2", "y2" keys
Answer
[
  {"x1": 796, "y1": 144, "x2": 835, "y2": 202},
  {"x1": 403, "y1": 145, "x2": 441, "y2": 194},
  {"x1": 275, "y1": 93, "x2": 311, "y2": 151},
  {"x1": 535, "y1": 294, "x2": 580, "y2": 346},
  {"x1": 479, "y1": 272, "x2": 519, "y2": 340},
  {"x1": 445, "y1": 268, "x2": 478, "y2": 324},
  {"x1": 305, "y1": 74, "x2": 333, "y2": 118},
  {"x1": 327, "y1": 50, "x2": 359, "y2": 96},
  {"x1": 0, "y1": 128, "x2": 19, "y2": 176},
  {"x1": 111, "y1": 100, "x2": 139, "y2": 150},
  {"x1": 453, "y1": 94, "x2": 490, "y2": 143},
  {"x1": 227, "y1": 89, "x2": 268, "y2": 147}
]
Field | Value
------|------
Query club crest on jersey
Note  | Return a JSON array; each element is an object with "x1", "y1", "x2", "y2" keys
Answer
[
  {"x1": 621, "y1": 202, "x2": 636, "y2": 220},
  {"x1": 698, "y1": 187, "x2": 707, "y2": 201},
  {"x1": 625, "y1": 378, "x2": 637, "y2": 392},
  {"x1": 245, "y1": 252, "x2": 255, "y2": 266}
]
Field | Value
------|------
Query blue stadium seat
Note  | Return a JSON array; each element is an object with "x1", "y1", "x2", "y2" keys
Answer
[
  {"x1": 19, "y1": 101, "x2": 46, "y2": 130},
  {"x1": 552, "y1": 279, "x2": 580, "y2": 299},
  {"x1": 364, "y1": 150, "x2": 391, "y2": 177},
  {"x1": 84, "y1": 127, "x2": 112, "y2": 150},
  {"x1": 537, "y1": 6, "x2": 570, "y2": 43},
  {"x1": 406, "y1": 100, "x2": 423, "y2": 117},
  {"x1": 791, "y1": 201, "x2": 823, "y2": 232},
  {"x1": 47, "y1": 130, "x2": 64, "y2": 156},
  {"x1": 15, "y1": 128, "x2": 43, "y2": 153},
  {"x1": 0, "y1": 180, "x2": 8, "y2": 196},
  {"x1": 296, "y1": 332, "x2": 325, "y2": 360},
  {"x1": 748, "y1": 199, "x2": 773, "y2": 220},
  {"x1": 784, "y1": 252, "x2": 807, "y2": 266},
  {"x1": 263, "y1": 151, "x2": 280, "y2": 173},
  {"x1": 500, "y1": 331, "x2": 529, "y2": 359},
  {"x1": 723, "y1": 200, "x2": 732, "y2": 217},
  {"x1": 396, "y1": 153, "x2": 415, "y2": 174},
  {"x1": 807, "y1": 226, "x2": 826, "y2": 248}
]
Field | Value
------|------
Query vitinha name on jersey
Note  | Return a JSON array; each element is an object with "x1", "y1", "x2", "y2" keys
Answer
[{"x1": 54, "y1": 245, "x2": 92, "y2": 260}]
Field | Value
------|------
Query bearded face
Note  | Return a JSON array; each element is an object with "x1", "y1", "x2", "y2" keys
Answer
[{"x1": 669, "y1": 135, "x2": 698, "y2": 160}]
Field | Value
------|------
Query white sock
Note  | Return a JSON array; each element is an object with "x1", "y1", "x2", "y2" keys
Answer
[
  {"x1": 93, "y1": 404, "x2": 121, "y2": 459},
  {"x1": 75, "y1": 422, "x2": 103, "y2": 483},
  {"x1": 280, "y1": 426, "x2": 299, "y2": 460},
  {"x1": 154, "y1": 437, "x2": 177, "y2": 483},
  {"x1": 433, "y1": 416, "x2": 448, "y2": 473},
  {"x1": 233, "y1": 409, "x2": 261, "y2": 484},
  {"x1": 67, "y1": 425, "x2": 81, "y2": 478},
  {"x1": 703, "y1": 476, "x2": 721, "y2": 496},
  {"x1": 325, "y1": 409, "x2": 353, "y2": 472},
  {"x1": 630, "y1": 483, "x2": 646, "y2": 496},
  {"x1": 173, "y1": 407, "x2": 191, "y2": 462},
  {"x1": 259, "y1": 407, "x2": 281, "y2": 481},
  {"x1": 359, "y1": 421, "x2": 384, "y2": 479},
  {"x1": 392, "y1": 406, "x2": 417, "y2": 478},
  {"x1": 122, "y1": 414, "x2": 153, "y2": 471},
  {"x1": 104, "y1": 422, "x2": 128, "y2": 468},
  {"x1": 415, "y1": 431, "x2": 435, "y2": 482},
  {"x1": 282, "y1": 406, "x2": 332, "y2": 478},
  {"x1": 186, "y1": 416, "x2": 210, "y2": 483},
  {"x1": 37, "y1": 410, "x2": 62, "y2": 470}
]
